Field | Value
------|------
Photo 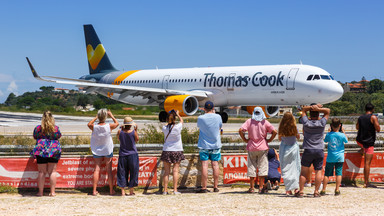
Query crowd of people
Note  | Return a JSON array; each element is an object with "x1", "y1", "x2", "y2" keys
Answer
[{"x1": 30, "y1": 102, "x2": 381, "y2": 197}]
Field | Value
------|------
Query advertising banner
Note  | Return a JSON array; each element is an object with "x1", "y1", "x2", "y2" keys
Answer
[
  {"x1": 223, "y1": 152, "x2": 384, "y2": 184},
  {"x1": 0, "y1": 156, "x2": 157, "y2": 188}
]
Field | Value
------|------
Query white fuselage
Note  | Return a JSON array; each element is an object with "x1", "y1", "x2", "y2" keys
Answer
[{"x1": 96, "y1": 64, "x2": 343, "y2": 107}]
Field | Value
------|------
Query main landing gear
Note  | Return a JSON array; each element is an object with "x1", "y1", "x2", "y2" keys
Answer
[{"x1": 218, "y1": 107, "x2": 228, "y2": 123}]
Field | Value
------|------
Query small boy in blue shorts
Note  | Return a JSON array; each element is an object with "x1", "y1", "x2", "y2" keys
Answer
[{"x1": 320, "y1": 118, "x2": 348, "y2": 196}]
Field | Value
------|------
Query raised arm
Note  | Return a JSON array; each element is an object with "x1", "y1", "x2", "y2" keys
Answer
[
  {"x1": 87, "y1": 116, "x2": 98, "y2": 131},
  {"x1": 108, "y1": 110, "x2": 119, "y2": 130},
  {"x1": 312, "y1": 104, "x2": 330, "y2": 120},
  {"x1": 176, "y1": 110, "x2": 184, "y2": 124},
  {"x1": 134, "y1": 125, "x2": 139, "y2": 142}
]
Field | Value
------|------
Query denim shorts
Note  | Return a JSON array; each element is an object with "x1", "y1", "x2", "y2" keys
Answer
[
  {"x1": 199, "y1": 148, "x2": 221, "y2": 161},
  {"x1": 324, "y1": 162, "x2": 343, "y2": 176},
  {"x1": 93, "y1": 152, "x2": 113, "y2": 158}
]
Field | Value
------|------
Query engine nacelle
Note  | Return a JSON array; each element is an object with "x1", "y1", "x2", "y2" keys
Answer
[
  {"x1": 162, "y1": 95, "x2": 199, "y2": 116},
  {"x1": 243, "y1": 106, "x2": 280, "y2": 118}
]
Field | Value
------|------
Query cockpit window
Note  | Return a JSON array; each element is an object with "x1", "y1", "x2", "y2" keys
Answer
[
  {"x1": 330, "y1": 75, "x2": 335, "y2": 80},
  {"x1": 307, "y1": 75, "x2": 313, "y2": 81},
  {"x1": 313, "y1": 75, "x2": 320, "y2": 80},
  {"x1": 320, "y1": 75, "x2": 330, "y2": 80}
]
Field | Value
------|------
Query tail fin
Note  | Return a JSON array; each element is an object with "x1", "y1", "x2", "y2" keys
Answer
[{"x1": 83, "y1": 24, "x2": 117, "y2": 74}]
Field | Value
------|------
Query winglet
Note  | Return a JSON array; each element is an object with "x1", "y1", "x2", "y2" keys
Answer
[{"x1": 26, "y1": 57, "x2": 41, "y2": 79}]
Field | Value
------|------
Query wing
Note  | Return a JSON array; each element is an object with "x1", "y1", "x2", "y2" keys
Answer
[{"x1": 26, "y1": 57, "x2": 209, "y2": 101}]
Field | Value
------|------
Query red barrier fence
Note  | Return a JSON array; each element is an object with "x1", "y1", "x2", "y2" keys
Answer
[
  {"x1": 0, "y1": 156, "x2": 157, "y2": 188},
  {"x1": 223, "y1": 152, "x2": 384, "y2": 184}
]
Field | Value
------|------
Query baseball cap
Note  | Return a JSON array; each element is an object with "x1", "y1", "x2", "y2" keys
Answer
[{"x1": 204, "y1": 101, "x2": 214, "y2": 110}]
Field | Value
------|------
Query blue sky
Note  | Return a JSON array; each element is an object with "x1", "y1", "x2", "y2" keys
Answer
[{"x1": 1, "y1": 0, "x2": 383, "y2": 102}]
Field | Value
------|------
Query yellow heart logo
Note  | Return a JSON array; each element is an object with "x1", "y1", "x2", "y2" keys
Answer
[{"x1": 87, "y1": 44, "x2": 106, "y2": 70}]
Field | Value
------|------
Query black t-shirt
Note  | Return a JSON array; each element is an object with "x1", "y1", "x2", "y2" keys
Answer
[{"x1": 356, "y1": 114, "x2": 376, "y2": 148}]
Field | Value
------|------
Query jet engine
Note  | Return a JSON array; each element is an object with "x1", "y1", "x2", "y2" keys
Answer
[
  {"x1": 159, "y1": 95, "x2": 199, "y2": 122},
  {"x1": 242, "y1": 106, "x2": 280, "y2": 118}
]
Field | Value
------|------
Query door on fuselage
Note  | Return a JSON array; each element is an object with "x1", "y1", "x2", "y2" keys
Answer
[{"x1": 286, "y1": 68, "x2": 299, "y2": 90}]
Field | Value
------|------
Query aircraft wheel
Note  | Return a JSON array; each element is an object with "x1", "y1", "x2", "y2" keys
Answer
[
  {"x1": 159, "y1": 111, "x2": 168, "y2": 122},
  {"x1": 220, "y1": 112, "x2": 228, "y2": 123}
]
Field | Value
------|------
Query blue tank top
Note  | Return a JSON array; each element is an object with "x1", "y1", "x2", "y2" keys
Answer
[{"x1": 119, "y1": 130, "x2": 138, "y2": 156}]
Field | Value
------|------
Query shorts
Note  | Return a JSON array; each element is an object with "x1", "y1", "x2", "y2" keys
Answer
[
  {"x1": 199, "y1": 149, "x2": 221, "y2": 161},
  {"x1": 247, "y1": 150, "x2": 268, "y2": 177},
  {"x1": 357, "y1": 141, "x2": 374, "y2": 154},
  {"x1": 161, "y1": 151, "x2": 185, "y2": 164},
  {"x1": 301, "y1": 149, "x2": 324, "y2": 170},
  {"x1": 324, "y1": 162, "x2": 344, "y2": 176},
  {"x1": 36, "y1": 156, "x2": 59, "y2": 164},
  {"x1": 93, "y1": 152, "x2": 113, "y2": 158}
]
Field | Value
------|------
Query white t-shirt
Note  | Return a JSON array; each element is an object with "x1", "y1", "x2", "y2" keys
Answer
[
  {"x1": 90, "y1": 124, "x2": 114, "y2": 156},
  {"x1": 162, "y1": 123, "x2": 183, "y2": 151}
]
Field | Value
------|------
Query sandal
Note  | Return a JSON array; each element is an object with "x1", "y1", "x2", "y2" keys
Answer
[
  {"x1": 334, "y1": 190, "x2": 340, "y2": 196},
  {"x1": 285, "y1": 191, "x2": 292, "y2": 196},
  {"x1": 320, "y1": 190, "x2": 326, "y2": 196},
  {"x1": 247, "y1": 188, "x2": 255, "y2": 193},
  {"x1": 92, "y1": 192, "x2": 99, "y2": 196},
  {"x1": 313, "y1": 192, "x2": 321, "y2": 198},
  {"x1": 294, "y1": 191, "x2": 304, "y2": 198},
  {"x1": 48, "y1": 193, "x2": 56, "y2": 197}
]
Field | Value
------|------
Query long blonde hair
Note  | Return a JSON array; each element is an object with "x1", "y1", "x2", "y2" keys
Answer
[
  {"x1": 41, "y1": 111, "x2": 55, "y2": 135},
  {"x1": 278, "y1": 112, "x2": 298, "y2": 137}
]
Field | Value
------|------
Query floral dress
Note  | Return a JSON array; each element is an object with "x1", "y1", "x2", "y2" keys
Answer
[{"x1": 31, "y1": 125, "x2": 62, "y2": 160}]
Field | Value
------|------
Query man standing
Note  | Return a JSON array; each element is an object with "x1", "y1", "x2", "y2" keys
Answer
[
  {"x1": 297, "y1": 104, "x2": 330, "y2": 198},
  {"x1": 196, "y1": 101, "x2": 222, "y2": 193},
  {"x1": 239, "y1": 107, "x2": 277, "y2": 193},
  {"x1": 356, "y1": 103, "x2": 381, "y2": 188}
]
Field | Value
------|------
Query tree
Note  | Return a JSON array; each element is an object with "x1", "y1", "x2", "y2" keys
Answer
[
  {"x1": 4, "y1": 93, "x2": 17, "y2": 106},
  {"x1": 367, "y1": 79, "x2": 383, "y2": 94}
]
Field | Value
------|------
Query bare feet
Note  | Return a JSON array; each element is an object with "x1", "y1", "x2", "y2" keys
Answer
[{"x1": 92, "y1": 191, "x2": 99, "y2": 196}]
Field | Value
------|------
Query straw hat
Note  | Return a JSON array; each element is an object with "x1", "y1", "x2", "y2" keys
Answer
[{"x1": 123, "y1": 116, "x2": 135, "y2": 126}]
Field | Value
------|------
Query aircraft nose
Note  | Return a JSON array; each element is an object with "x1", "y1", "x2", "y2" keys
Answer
[{"x1": 328, "y1": 81, "x2": 344, "y2": 101}]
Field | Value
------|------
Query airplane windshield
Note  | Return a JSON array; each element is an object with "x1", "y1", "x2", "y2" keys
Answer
[
  {"x1": 320, "y1": 75, "x2": 330, "y2": 80},
  {"x1": 307, "y1": 75, "x2": 313, "y2": 81},
  {"x1": 313, "y1": 75, "x2": 320, "y2": 80}
]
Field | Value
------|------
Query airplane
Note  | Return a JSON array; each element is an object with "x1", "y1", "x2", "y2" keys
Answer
[
  {"x1": 0, "y1": 164, "x2": 61, "y2": 179},
  {"x1": 26, "y1": 24, "x2": 344, "y2": 123},
  {"x1": 345, "y1": 159, "x2": 384, "y2": 174}
]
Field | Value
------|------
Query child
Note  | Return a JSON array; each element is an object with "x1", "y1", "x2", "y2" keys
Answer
[
  {"x1": 117, "y1": 117, "x2": 139, "y2": 196},
  {"x1": 264, "y1": 148, "x2": 281, "y2": 191},
  {"x1": 320, "y1": 118, "x2": 348, "y2": 196}
]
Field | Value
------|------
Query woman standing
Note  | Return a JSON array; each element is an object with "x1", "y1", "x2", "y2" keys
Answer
[
  {"x1": 161, "y1": 110, "x2": 185, "y2": 195},
  {"x1": 278, "y1": 112, "x2": 301, "y2": 195},
  {"x1": 116, "y1": 116, "x2": 139, "y2": 196},
  {"x1": 32, "y1": 111, "x2": 62, "y2": 197},
  {"x1": 88, "y1": 109, "x2": 119, "y2": 196}
]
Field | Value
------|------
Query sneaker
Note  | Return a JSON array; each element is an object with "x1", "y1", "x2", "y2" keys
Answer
[
  {"x1": 213, "y1": 188, "x2": 219, "y2": 193},
  {"x1": 304, "y1": 182, "x2": 311, "y2": 187},
  {"x1": 266, "y1": 182, "x2": 272, "y2": 190},
  {"x1": 173, "y1": 191, "x2": 181, "y2": 195},
  {"x1": 273, "y1": 186, "x2": 279, "y2": 191},
  {"x1": 334, "y1": 190, "x2": 340, "y2": 196},
  {"x1": 162, "y1": 192, "x2": 168, "y2": 195}
]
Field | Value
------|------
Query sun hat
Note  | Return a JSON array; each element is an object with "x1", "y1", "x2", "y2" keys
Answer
[{"x1": 123, "y1": 116, "x2": 135, "y2": 126}]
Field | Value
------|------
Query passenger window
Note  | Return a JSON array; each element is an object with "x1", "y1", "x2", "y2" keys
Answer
[
  {"x1": 313, "y1": 75, "x2": 320, "y2": 80},
  {"x1": 307, "y1": 75, "x2": 313, "y2": 81},
  {"x1": 320, "y1": 75, "x2": 330, "y2": 80}
]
